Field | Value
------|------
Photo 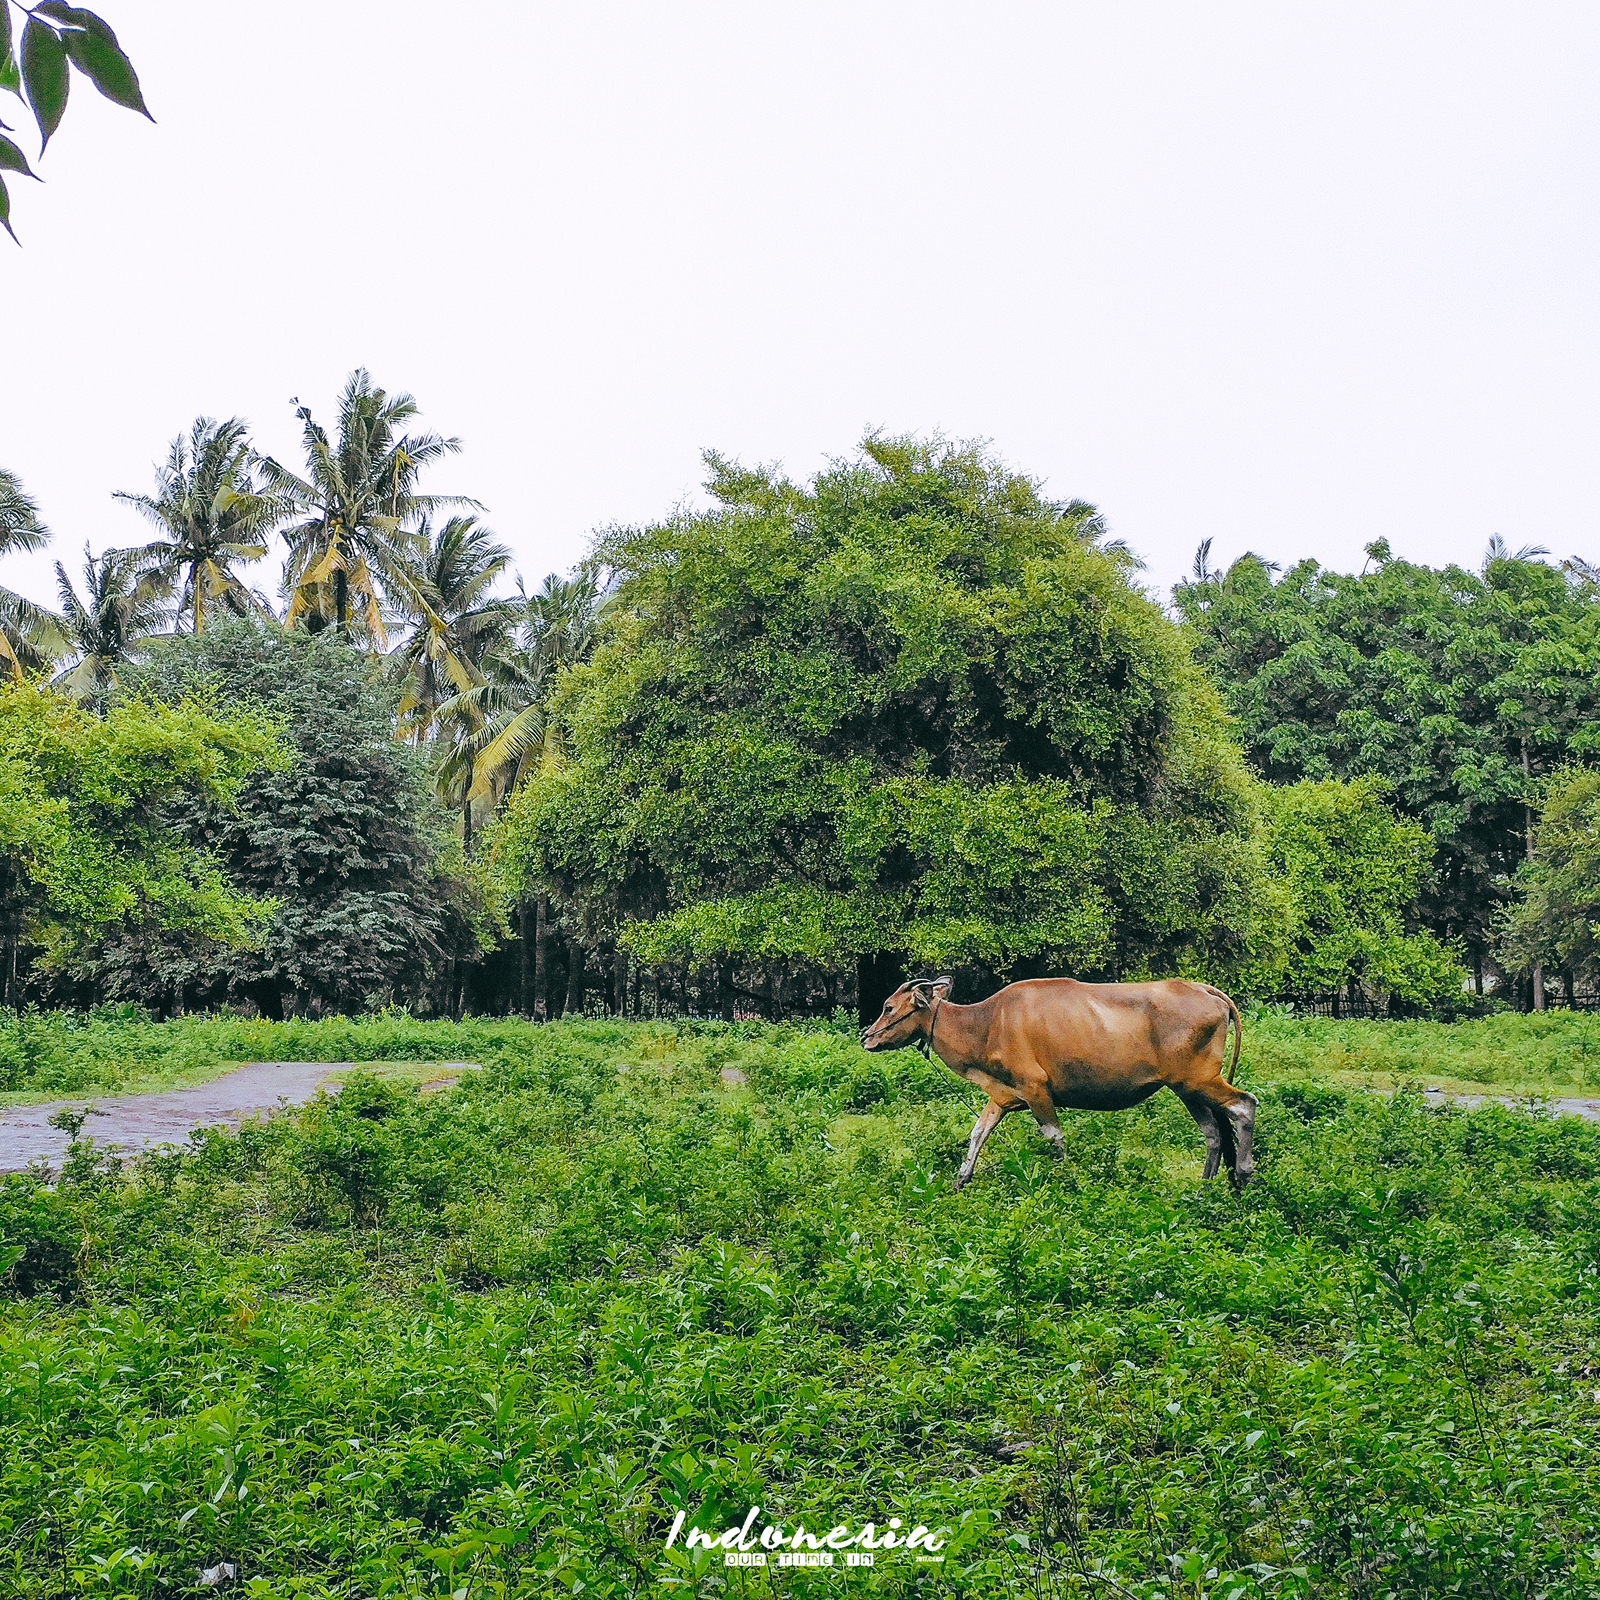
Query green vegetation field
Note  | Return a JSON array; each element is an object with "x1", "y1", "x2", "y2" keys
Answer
[
  {"x1": 7, "y1": 1006, "x2": 1600, "y2": 1107},
  {"x1": 3, "y1": 1015, "x2": 1600, "y2": 1597}
]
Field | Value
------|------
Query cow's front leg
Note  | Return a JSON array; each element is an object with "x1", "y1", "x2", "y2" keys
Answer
[{"x1": 956, "y1": 1098, "x2": 1011, "y2": 1191}]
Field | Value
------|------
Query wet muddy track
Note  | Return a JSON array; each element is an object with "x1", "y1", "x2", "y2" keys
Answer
[{"x1": 0, "y1": 1062, "x2": 478, "y2": 1173}]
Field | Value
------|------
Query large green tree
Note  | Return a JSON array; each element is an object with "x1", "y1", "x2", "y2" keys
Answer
[
  {"x1": 1498, "y1": 765, "x2": 1600, "y2": 994},
  {"x1": 445, "y1": 566, "x2": 607, "y2": 810},
  {"x1": 1242, "y1": 776, "x2": 1464, "y2": 1012},
  {"x1": 499, "y1": 437, "x2": 1267, "y2": 1017},
  {"x1": 92, "y1": 621, "x2": 494, "y2": 1017},
  {"x1": 1175, "y1": 541, "x2": 1600, "y2": 985},
  {"x1": 0, "y1": 680, "x2": 275, "y2": 1007}
]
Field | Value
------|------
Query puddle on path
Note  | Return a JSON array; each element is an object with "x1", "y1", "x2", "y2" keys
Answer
[{"x1": 1417, "y1": 1086, "x2": 1600, "y2": 1121}]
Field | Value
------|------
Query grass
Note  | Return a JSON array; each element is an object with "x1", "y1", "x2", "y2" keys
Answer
[
  {"x1": 5, "y1": 1005, "x2": 1600, "y2": 1109},
  {"x1": 1239, "y1": 1008, "x2": 1600, "y2": 1099},
  {"x1": 2, "y1": 1015, "x2": 1599, "y2": 1597}
]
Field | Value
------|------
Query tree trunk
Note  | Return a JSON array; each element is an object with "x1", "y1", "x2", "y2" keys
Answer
[
  {"x1": 1473, "y1": 949, "x2": 1483, "y2": 997},
  {"x1": 518, "y1": 904, "x2": 529, "y2": 1015},
  {"x1": 565, "y1": 939, "x2": 586, "y2": 1016},
  {"x1": 718, "y1": 961, "x2": 736, "y2": 1021},
  {"x1": 1524, "y1": 739, "x2": 1545, "y2": 1010},
  {"x1": 613, "y1": 944, "x2": 628, "y2": 1019},
  {"x1": 534, "y1": 896, "x2": 549, "y2": 1020},
  {"x1": 462, "y1": 792, "x2": 473, "y2": 857}
]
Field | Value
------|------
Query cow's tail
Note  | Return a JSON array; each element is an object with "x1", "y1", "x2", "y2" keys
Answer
[{"x1": 1204, "y1": 985, "x2": 1243, "y2": 1082}]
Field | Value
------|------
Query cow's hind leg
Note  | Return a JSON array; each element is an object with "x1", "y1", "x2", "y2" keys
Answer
[
  {"x1": 1016, "y1": 1083, "x2": 1066, "y2": 1162},
  {"x1": 956, "y1": 1098, "x2": 1012, "y2": 1191},
  {"x1": 1216, "y1": 1085, "x2": 1257, "y2": 1187},
  {"x1": 1177, "y1": 1089, "x2": 1227, "y2": 1180}
]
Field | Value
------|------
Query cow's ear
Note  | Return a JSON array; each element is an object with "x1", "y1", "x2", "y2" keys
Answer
[
  {"x1": 930, "y1": 976, "x2": 953, "y2": 1000},
  {"x1": 910, "y1": 986, "x2": 931, "y2": 1009}
]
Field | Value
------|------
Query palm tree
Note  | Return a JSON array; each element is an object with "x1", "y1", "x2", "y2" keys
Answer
[
  {"x1": 0, "y1": 466, "x2": 64, "y2": 680},
  {"x1": 52, "y1": 544, "x2": 172, "y2": 705},
  {"x1": 1484, "y1": 533, "x2": 1550, "y2": 570},
  {"x1": 260, "y1": 369, "x2": 477, "y2": 643},
  {"x1": 113, "y1": 417, "x2": 280, "y2": 634},
  {"x1": 391, "y1": 515, "x2": 517, "y2": 745},
  {"x1": 433, "y1": 566, "x2": 604, "y2": 1018},
  {"x1": 440, "y1": 566, "x2": 607, "y2": 808}
]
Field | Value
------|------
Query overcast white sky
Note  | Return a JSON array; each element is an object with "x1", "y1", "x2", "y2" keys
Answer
[{"x1": 2, "y1": 1, "x2": 1597, "y2": 609}]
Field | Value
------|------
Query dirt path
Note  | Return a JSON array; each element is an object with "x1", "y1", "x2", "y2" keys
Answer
[{"x1": 0, "y1": 1062, "x2": 478, "y2": 1174}]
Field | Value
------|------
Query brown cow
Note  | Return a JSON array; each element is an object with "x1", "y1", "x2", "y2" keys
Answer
[{"x1": 861, "y1": 975, "x2": 1256, "y2": 1189}]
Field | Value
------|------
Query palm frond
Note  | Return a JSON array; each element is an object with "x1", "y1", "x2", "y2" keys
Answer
[
  {"x1": 1484, "y1": 533, "x2": 1551, "y2": 570},
  {"x1": 0, "y1": 466, "x2": 50, "y2": 557}
]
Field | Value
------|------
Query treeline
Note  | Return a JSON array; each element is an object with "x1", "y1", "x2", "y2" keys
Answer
[{"x1": 4, "y1": 386, "x2": 1599, "y2": 1022}]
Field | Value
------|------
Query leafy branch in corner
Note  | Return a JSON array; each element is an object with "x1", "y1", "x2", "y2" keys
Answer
[{"x1": 0, "y1": 1, "x2": 150, "y2": 242}]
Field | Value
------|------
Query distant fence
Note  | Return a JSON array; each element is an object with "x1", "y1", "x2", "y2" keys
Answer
[
  {"x1": 1260, "y1": 988, "x2": 1600, "y2": 1018},
  {"x1": 1539, "y1": 991, "x2": 1600, "y2": 1012},
  {"x1": 1258, "y1": 993, "x2": 1417, "y2": 1020}
]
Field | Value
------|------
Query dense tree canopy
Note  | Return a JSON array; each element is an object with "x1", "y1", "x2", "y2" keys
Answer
[
  {"x1": 500, "y1": 438, "x2": 1268, "y2": 1006},
  {"x1": 1500, "y1": 765, "x2": 1600, "y2": 990},
  {"x1": 1242, "y1": 777, "x2": 1464, "y2": 1012},
  {"x1": 1175, "y1": 543, "x2": 1600, "y2": 977},
  {"x1": 7, "y1": 395, "x2": 1598, "y2": 1020},
  {"x1": 0, "y1": 679, "x2": 275, "y2": 1006},
  {"x1": 84, "y1": 623, "x2": 495, "y2": 1017}
]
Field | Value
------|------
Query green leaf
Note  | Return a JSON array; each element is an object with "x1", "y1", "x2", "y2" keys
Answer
[
  {"x1": 0, "y1": 7, "x2": 11, "y2": 76},
  {"x1": 60, "y1": 25, "x2": 148, "y2": 118},
  {"x1": 0, "y1": 172, "x2": 14, "y2": 244},
  {"x1": 21, "y1": 19, "x2": 68, "y2": 153},
  {"x1": 35, "y1": 3, "x2": 119, "y2": 45},
  {"x1": 0, "y1": 132, "x2": 37, "y2": 179},
  {"x1": 0, "y1": 51, "x2": 20, "y2": 100}
]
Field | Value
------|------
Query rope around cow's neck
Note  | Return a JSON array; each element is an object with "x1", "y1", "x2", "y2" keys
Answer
[{"x1": 919, "y1": 995, "x2": 943, "y2": 1060}]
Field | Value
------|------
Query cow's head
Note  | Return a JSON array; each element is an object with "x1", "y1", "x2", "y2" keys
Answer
[{"x1": 860, "y1": 976, "x2": 953, "y2": 1052}]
